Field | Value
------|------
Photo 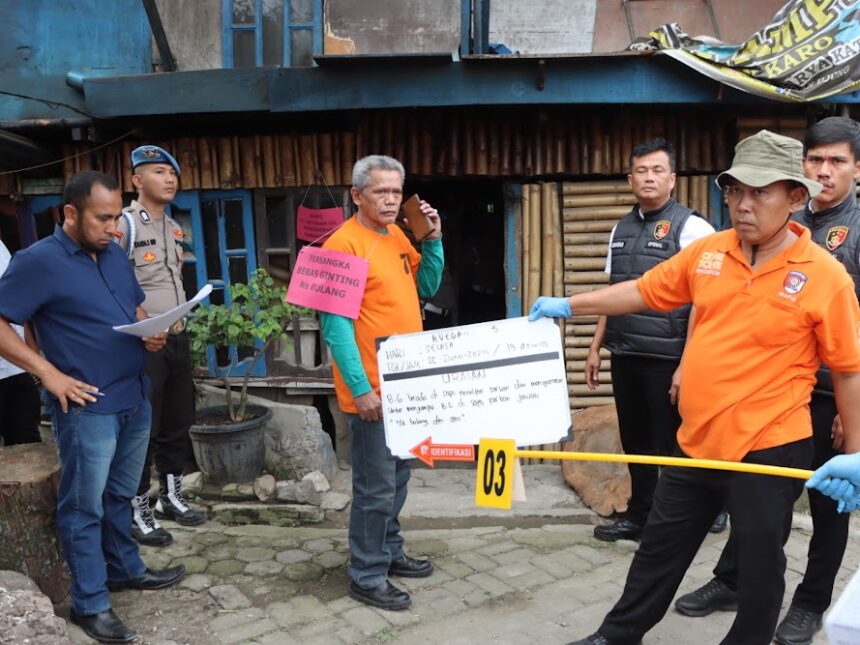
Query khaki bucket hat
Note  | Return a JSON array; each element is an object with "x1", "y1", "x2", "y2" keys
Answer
[{"x1": 716, "y1": 129, "x2": 822, "y2": 198}]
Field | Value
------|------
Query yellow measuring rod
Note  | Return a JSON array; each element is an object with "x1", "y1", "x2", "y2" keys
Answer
[
  {"x1": 516, "y1": 449, "x2": 814, "y2": 480},
  {"x1": 475, "y1": 438, "x2": 814, "y2": 510}
]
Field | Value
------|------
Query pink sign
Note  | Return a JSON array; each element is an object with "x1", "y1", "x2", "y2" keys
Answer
[
  {"x1": 296, "y1": 205, "x2": 344, "y2": 242},
  {"x1": 286, "y1": 247, "x2": 368, "y2": 319}
]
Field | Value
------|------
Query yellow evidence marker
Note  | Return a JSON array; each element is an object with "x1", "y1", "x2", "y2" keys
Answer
[{"x1": 475, "y1": 438, "x2": 517, "y2": 509}]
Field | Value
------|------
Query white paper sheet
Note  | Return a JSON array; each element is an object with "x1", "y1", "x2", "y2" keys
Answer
[{"x1": 113, "y1": 284, "x2": 213, "y2": 338}]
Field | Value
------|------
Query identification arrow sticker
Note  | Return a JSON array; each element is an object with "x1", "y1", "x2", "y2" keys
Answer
[{"x1": 409, "y1": 437, "x2": 475, "y2": 468}]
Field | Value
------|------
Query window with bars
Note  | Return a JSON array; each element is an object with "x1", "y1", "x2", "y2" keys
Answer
[{"x1": 223, "y1": 0, "x2": 322, "y2": 68}]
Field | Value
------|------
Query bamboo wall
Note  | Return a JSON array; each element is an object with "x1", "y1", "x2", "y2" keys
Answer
[
  {"x1": 55, "y1": 109, "x2": 734, "y2": 192},
  {"x1": 512, "y1": 177, "x2": 714, "y2": 462}
]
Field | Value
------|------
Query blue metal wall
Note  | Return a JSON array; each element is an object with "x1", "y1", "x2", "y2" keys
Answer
[{"x1": 0, "y1": 0, "x2": 151, "y2": 122}]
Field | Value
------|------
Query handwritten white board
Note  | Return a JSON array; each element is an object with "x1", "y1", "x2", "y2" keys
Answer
[{"x1": 378, "y1": 317, "x2": 572, "y2": 459}]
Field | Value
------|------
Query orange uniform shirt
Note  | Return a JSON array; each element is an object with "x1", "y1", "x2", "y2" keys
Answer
[
  {"x1": 638, "y1": 221, "x2": 860, "y2": 461},
  {"x1": 323, "y1": 216, "x2": 422, "y2": 414}
]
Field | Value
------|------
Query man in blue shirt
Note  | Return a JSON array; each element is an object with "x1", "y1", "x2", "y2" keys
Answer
[{"x1": 0, "y1": 171, "x2": 185, "y2": 644}]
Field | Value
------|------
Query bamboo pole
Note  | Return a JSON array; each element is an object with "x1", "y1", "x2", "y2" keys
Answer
[
  {"x1": 383, "y1": 113, "x2": 395, "y2": 157},
  {"x1": 489, "y1": 121, "x2": 500, "y2": 176},
  {"x1": 690, "y1": 174, "x2": 702, "y2": 216},
  {"x1": 408, "y1": 115, "x2": 420, "y2": 174},
  {"x1": 299, "y1": 134, "x2": 315, "y2": 185},
  {"x1": 563, "y1": 220, "x2": 617, "y2": 233},
  {"x1": 239, "y1": 137, "x2": 258, "y2": 188},
  {"x1": 564, "y1": 271, "x2": 610, "y2": 285},
  {"x1": 217, "y1": 137, "x2": 234, "y2": 188},
  {"x1": 563, "y1": 232, "x2": 611, "y2": 246},
  {"x1": 447, "y1": 115, "x2": 460, "y2": 176},
  {"x1": 563, "y1": 181, "x2": 632, "y2": 195},
  {"x1": 501, "y1": 121, "x2": 512, "y2": 175},
  {"x1": 513, "y1": 124, "x2": 524, "y2": 175},
  {"x1": 579, "y1": 121, "x2": 589, "y2": 176},
  {"x1": 260, "y1": 135, "x2": 276, "y2": 187},
  {"x1": 120, "y1": 142, "x2": 134, "y2": 193},
  {"x1": 356, "y1": 116, "x2": 369, "y2": 160},
  {"x1": 476, "y1": 118, "x2": 489, "y2": 175},
  {"x1": 567, "y1": 119, "x2": 580, "y2": 176},
  {"x1": 421, "y1": 118, "x2": 435, "y2": 176},
  {"x1": 197, "y1": 138, "x2": 215, "y2": 189},
  {"x1": 552, "y1": 183, "x2": 563, "y2": 298},
  {"x1": 676, "y1": 175, "x2": 689, "y2": 207},
  {"x1": 394, "y1": 114, "x2": 407, "y2": 165},
  {"x1": 564, "y1": 257, "x2": 607, "y2": 270},
  {"x1": 332, "y1": 131, "x2": 342, "y2": 184},
  {"x1": 528, "y1": 184, "x2": 542, "y2": 303},
  {"x1": 564, "y1": 244, "x2": 608, "y2": 257},
  {"x1": 464, "y1": 116, "x2": 475, "y2": 175},
  {"x1": 563, "y1": 205, "x2": 631, "y2": 221},
  {"x1": 563, "y1": 194, "x2": 637, "y2": 207},
  {"x1": 292, "y1": 135, "x2": 302, "y2": 187},
  {"x1": 541, "y1": 182, "x2": 554, "y2": 295},
  {"x1": 319, "y1": 133, "x2": 335, "y2": 185},
  {"x1": 341, "y1": 131, "x2": 355, "y2": 185},
  {"x1": 522, "y1": 184, "x2": 532, "y2": 309},
  {"x1": 278, "y1": 134, "x2": 297, "y2": 186},
  {"x1": 686, "y1": 114, "x2": 701, "y2": 171},
  {"x1": 543, "y1": 125, "x2": 553, "y2": 175},
  {"x1": 533, "y1": 125, "x2": 544, "y2": 176}
]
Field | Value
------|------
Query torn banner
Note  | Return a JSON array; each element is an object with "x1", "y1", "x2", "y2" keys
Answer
[{"x1": 632, "y1": 0, "x2": 860, "y2": 102}]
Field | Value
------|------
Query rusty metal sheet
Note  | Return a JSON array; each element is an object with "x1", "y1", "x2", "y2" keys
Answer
[{"x1": 593, "y1": 0, "x2": 791, "y2": 53}]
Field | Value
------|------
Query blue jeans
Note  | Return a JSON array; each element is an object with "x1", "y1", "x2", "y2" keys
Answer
[
  {"x1": 346, "y1": 414, "x2": 410, "y2": 589},
  {"x1": 52, "y1": 402, "x2": 150, "y2": 615}
]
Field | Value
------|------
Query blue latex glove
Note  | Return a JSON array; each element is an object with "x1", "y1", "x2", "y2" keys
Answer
[
  {"x1": 528, "y1": 296, "x2": 572, "y2": 321},
  {"x1": 806, "y1": 453, "x2": 860, "y2": 513}
]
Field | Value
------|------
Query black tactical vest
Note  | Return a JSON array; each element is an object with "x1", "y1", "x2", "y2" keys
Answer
[
  {"x1": 604, "y1": 198, "x2": 701, "y2": 360},
  {"x1": 791, "y1": 195, "x2": 860, "y2": 394}
]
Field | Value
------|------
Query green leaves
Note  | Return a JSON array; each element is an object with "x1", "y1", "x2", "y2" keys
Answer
[{"x1": 186, "y1": 268, "x2": 313, "y2": 421}]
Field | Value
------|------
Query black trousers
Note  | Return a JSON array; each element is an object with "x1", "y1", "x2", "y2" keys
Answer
[
  {"x1": 610, "y1": 354, "x2": 681, "y2": 526},
  {"x1": 713, "y1": 392, "x2": 849, "y2": 614},
  {"x1": 0, "y1": 372, "x2": 41, "y2": 445},
  {"x1": 599, "y1": 439, "x2": 811, "y2": 645},
  {"x1": 137, "y1": 332, "x2": 195, "y2": 496}
]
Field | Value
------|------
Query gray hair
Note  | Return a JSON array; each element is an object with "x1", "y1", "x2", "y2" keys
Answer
[{"x1": 352, "y1": 155, "x2": 406, "y2": 191}]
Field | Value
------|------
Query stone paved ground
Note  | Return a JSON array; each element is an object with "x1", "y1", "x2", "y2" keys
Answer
[{"x1": 58, "y1": 466, "x2": 859, "y2": 645}]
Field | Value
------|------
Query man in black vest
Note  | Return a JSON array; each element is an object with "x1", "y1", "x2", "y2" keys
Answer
[
  {"x1": 675, "y1": 117, "x2": 860, "y2": 645},
  {"x1": 586, "y1": 138, "x2": 715, "y2": 542}
]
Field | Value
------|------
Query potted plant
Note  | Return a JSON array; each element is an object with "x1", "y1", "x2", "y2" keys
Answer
[{"x1": 186, "y1": 268, "x2": 312, "y2": 483}]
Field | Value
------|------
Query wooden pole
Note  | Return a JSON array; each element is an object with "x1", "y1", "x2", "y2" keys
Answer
[
  {"x1": 278, "y1": 134, "x2": 297, "y2": 186},
  {"x1": 563, "y1": 194, "x2": 637, "y2": 208},
  {"x1": 464, "y1": 116, "x2": 476, "y2": 175},
  {"x1": 332, "y1": 131, "x2": 342, "y2": 184},
  {"x1": 589, "y1": 116, "x2": 602, "y2": 175},
  {"x1": 513, "y1": 124, "x2": 524, "y2": 175},
  {"x1": 563, "y1": 206, "x2": 631, "y2": 221}
]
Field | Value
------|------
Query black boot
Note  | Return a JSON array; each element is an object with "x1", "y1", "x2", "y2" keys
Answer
[
  {"x1": 154, "y1": 473, "x2": 206, "y2": 526},
  {"x1": 130, "y1": 493, "x2": 173, "y2": 546}
]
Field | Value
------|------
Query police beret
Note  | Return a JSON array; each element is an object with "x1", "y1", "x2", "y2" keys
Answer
[{"x1": 131, "y1": 145, "x2": 181, "y2": 175}]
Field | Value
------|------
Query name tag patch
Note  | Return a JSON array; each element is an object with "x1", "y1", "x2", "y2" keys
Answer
[
  {"x1": 646, "y1": 241, "x2": 667, "y2": 250},
  {"x1": 134, "y1": 239, "x2": 156, "y2": 248},
  {"x1": 610, "y1": 241, "x2": 625, "y2": 249}
]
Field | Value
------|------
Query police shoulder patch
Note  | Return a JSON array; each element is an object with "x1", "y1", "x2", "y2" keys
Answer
[{"x1": 826, "y1": 226, "x2": 848, "y2": 251}]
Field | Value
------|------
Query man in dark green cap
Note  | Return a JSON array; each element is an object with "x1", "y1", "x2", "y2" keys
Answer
[{"x1": 529, "y1": 130, "x2": 860, "y2": 645}]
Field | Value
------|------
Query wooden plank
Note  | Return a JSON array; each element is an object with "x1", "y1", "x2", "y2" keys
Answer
[{"x1": 563, "y1": 220, "x2": 617, "y2": 233}]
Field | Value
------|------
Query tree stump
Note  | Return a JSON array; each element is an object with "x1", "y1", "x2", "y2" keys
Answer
[{"x1": 0, "y1": 442, "x2": 70, "y2": 603}]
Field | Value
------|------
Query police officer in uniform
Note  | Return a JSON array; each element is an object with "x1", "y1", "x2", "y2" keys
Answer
[
  {"x1": 586, "y1": 138, "x2": 716, "y2": 542},
  {"x1": 676, "y1": 117, "x2": 860, "y2": 645},
  {"x1": 116, "y1": 145, "x2": 205, "y2": 546}
]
